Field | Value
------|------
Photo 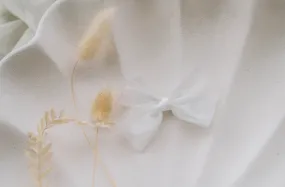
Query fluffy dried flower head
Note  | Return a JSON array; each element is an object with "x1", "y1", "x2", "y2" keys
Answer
[
  {"x1": 91, "y1": 89, "x2": 113, "y2": 124},
  {"x1": 78, "y1": 7, "x2": 116, "y2": 61}
]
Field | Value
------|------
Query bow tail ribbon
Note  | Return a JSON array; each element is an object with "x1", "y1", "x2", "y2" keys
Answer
[{"x1": 118, "y1": 107, "x2": 163, "y2": 151}]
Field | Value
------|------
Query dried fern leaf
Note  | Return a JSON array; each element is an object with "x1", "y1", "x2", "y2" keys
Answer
[
  {"x1": 41, "y1": 143, "x2": 52, "y2": 155},
  {"x1": 27, "y1": 147, "x2": 38, "y2": 153},
  {"x1": 25, "y1": 150, "x2": 37, "y2": 160},
  {"x1": 52, "y1": 119, "x2": 68, "y2": 124},
  {"x1": 40, "y1": 118, "x2": 45, "y2": 128},
  {"x1": 28, "y1": 142, "x2": 37, "y2": 148},
  {"x1": 41, "y1": 122, "x2": 45, "y2": 133},
  {"x1": 41, "y1": 167, "x2": 52, "y2": 178},
  {"x1": 28, "y1": 136, "x2": 38, "y2": 143},
  {"x1": 44, "y1": 112, "x2": 50, "y2": 126},
  {"x1": 42, "y1": 152, "x2": 52, "y2": 162},
  {"x1": 50, "y1": 109, "x2": 56, "y2": 120},
  {"x1": 37, "y1": 124, "x2": 43, "y2": 135},
  {"x1": 26, "y1": 108, "x2": 116, "y2": 187},
  {"x1": 26, "y1": 109, "x2": 75, "y2": 187}
]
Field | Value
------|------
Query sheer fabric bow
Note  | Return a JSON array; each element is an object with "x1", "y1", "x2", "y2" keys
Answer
[{"x1": 118, "y1": 80, "x2": 218, "y2": 151}]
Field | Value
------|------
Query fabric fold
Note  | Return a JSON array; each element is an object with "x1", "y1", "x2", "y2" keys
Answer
[
  {"x1": 0, "y1": 0, "x2": 55, "y2": 60},
  {"x1": 113, "y1": 0, "x2": 182, "y2": 97},
  {"x1": 1, "y1": 0, "x2": 56, "y2": 30}
]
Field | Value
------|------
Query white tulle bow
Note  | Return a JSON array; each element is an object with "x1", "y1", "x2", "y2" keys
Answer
[{"x1": 118, "y1": 82, "x2": 218, "y2": 151}]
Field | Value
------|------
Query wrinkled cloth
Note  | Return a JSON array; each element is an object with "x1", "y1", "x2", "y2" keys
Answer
[
  {"x1": 1, "y1": 0, "x2": 285, "y2": 187},
  {"x1": 0, "y1": 0, "x2": 56, "y2": 59}
]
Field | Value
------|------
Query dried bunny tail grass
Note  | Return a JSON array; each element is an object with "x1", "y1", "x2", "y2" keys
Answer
[
  {"x1": 26, "y1": 109, "x2": 74, "y2": 187},
  {"x1": 71, "y1": 7, "x2": 116, "y2": 114},
  {"x1": 72, "y1": 6, "x2": 117, "y2": 182},
  {"x1": 90, "y1": 89, "x2": 115, "y2": 187},
  {"x1": 78, "y1": 7, "x2": 116, "y2": 61},
  {"x1": 91, "y1": 89, "x2": 113, "y2": 125}
]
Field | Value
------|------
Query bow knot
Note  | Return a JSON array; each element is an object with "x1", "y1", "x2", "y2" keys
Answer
[
  {"x1": 156, "y1": 97, "x2": 171, "y2": 112},
  {"x1": 117, "y1": 83, "x2": 218, "y2": 151}
]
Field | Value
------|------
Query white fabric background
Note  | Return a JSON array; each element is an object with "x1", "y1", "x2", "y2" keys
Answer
[
  {"x1": 1, "y1": 0, "x2": 285, "y2": 187},
  {"x1": 0, "y1": 0, "x2": 56, "y2": 59}
]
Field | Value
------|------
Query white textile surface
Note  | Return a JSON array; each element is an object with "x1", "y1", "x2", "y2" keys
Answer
[
  {"x1": 0, "y1": 0, "x2": 56, "y2": 59},
  {"x1": 1, "y1": 0, "x2": 285, "y2": 187}
]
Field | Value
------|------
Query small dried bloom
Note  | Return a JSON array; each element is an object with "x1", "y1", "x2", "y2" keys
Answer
[{"x1": 91, "y1": 89, "x2": 113, "y2": 125}]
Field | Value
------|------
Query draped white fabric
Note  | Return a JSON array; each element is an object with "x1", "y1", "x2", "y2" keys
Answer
[
  {"x1": 1, "y1": 0, "x2": 285, "y2": 187},
  {"x1": 0, "y1": 0, "x2": 56, "y2": 59}
]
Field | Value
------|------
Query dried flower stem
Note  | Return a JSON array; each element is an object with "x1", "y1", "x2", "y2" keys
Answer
[
  {"x1": 70, "y1": 64, "x2": 116, "y2": 187},
  {"x1": 92, "y1": 127, "x2": 99, "y2": 187},
  {"x1": 71, "y1": 7, "x2": 115, "y2": 117},
  {"x1": 73, "y1": 90, "x2": 117, "y2": 187},
  {"x1": 71, "y1": 59, "x2": 80, "y2": 110},
  {"x1": 81, "y1": 129, "x2": 117, "y2": 187},
  {"x1": 78, "y1": 126, "x2": 116, "y2": 187},
  {"x1": 98, "y1": 153, "x2": 117, "y2": 187},
  {"x1": 90, "y1": 90, "x2": 116, "y2": 187},
  {"x1": 69, "y1": 7, "x2": 117, "y2": 187}
]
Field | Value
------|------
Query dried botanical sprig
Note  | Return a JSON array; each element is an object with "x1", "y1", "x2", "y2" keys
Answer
[
  {"x1": 72, "y1": 89, "x2": 115, "y2": 187},
  {"x1": 25, "y1": 106, "x2": 117, "y2": 187},
  {"x1": 71, "y1": 7, "x2": 116, "y2": 112},
  {"x1": 26, "y1": 109, "x2": 74, "y2": 187},
  {"x1": 91, "y1": 89, "x2": 114, "y2": 128},
  {"x1": 74, "y1": 8, "x2": 117, "y2": 186},
  {"x1": 26, "y1": 132, "x2": 52, "y2": 187},
  {"x1": 90, "y1": 89, "x2": 115, "y2": 187},
  {"x1": 73, "y1": 9, "x2": 119, "y2": 182},
  {"x1": 78, "y1": 7, "x2": 116, "y2": 61}
]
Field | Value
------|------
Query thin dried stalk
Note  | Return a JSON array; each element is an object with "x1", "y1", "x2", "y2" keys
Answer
[
  {"x1": 92, "y1": 127, "x2": 100, "y2": 187},
  {"x1": 26, "y1": 109, "x2": 74, "y2": 187},
  {"x1": 85, "y1": 139, "x2": 117, "y2": 187},
  {"x1": 97, "y1": 152, "x2": 117, "y2": 187},
  {"x1": 90, "y1": 90, "x2": 115, "y2": 187}
]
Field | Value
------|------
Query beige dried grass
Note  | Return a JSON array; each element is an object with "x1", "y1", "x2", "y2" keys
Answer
[
  {"x1": 25, "y1": 105, "x2": 117, "y2": 187},
  {"x1": 25, "y1": 7, "x2": 118, "y2": 187},
  {"x1": 90, "y1": 89, "x2": 116, "y2": 187},
  {"x1": 78, "y1": 7, "x2": 116, "y2": 61},
  {"x1": 26, "y1": 109, "x2": 75, "y2": 187},
  {"x1": 71, "y1": 7, "x2": 116, "y2": 110},
  {"x1": 70, "y1": 7, "x2": 117, "y2": 187},
  {"x1": 91, "y1": 89, "x2": 113, "y2": 127}
]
